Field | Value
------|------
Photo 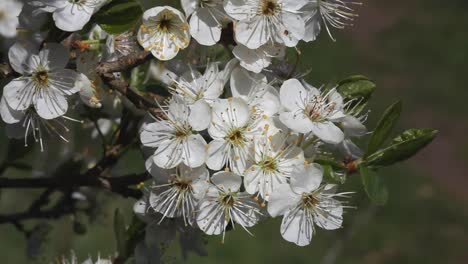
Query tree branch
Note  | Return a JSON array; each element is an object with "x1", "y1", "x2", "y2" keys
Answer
[
  {"x1": 0, "y1": 173, "x2": 149, "y2": 198},
  {"x1": 96, "y1": 51, "x2": 151, "y2": 75}
]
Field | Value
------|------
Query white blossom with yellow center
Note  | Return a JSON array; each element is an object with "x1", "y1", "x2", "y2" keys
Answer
[
  {"x1": 138, "y1": 6, "x2": 191, "y2": 61},
  {"x1": 224, "y1": 0, "x2": 308, "y2": 49}
]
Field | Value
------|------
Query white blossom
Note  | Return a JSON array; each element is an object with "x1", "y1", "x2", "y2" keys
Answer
[
  {"x1": 268, "y1": 163, "x2": 350, "y2": 246},
  {"x1": 54, "y1": 251, "x2": 112, "y2": 264},
  {"x1": 224, "y1": 0, "x2": 308, "y2": 49},
  {"x1": 0, "y1": 0, "x2": 22, "y2": 38},
  {"x1": 230, "y1": 67, "x2": 280, "y2": 117},
  {"x1": 206, "y1": 97, "x2": 268, "y2": 174},
  {"x1": 141, "y1": 96, "x2": 210, "y2": 169},
  {"x1": 196, "y1": 171, "x2": 261, "y2": 240},
  {"x1": 3, "y1": 42, "x2": 79, "y2": 120},
  {"x1": 181, "y1": 0, "x2": 229, "y2": 46},
  {"x1": 337, "y1": 101, "x2": 368, "y2": 158},
  {"x1": 105, "y1": 31, "x2": 138, "y2": 61},
  {"x1": 76, "y1": 51, "x2": 102, "y2": 108},
  {"x1": 301, "y1": 0, "x2": 361, "y2": 42},
  {"x1": 233, "y1": 44, "x2": 285, "y2": 73},
  {"x1": 279, "y1": 79, "x2": 346, "y2": 144},
  {"x1": 0, "y1": 97, "x2": 81, "y2": 151},
  {"x1": 149, "y1": 164, "x2": 209, "y2": 225},
  {"x1": 169, "y1": 62, "x2": 227, "y2": 105},
  {"x1": 138, "y1": 6, "x2": 190, "y2": 61},
  {"x1": 245, "y1": 131, "x2": 305, "y2": 200},
  {"x1": 34, "y1": 0, "x2": 108, "y2": 32}
]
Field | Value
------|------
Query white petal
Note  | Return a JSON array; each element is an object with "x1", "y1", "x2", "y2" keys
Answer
[
  {"x1": 310, "y1": 121, "x2": 344, "y2": 144},
  {"x1": 223, "y1": 0, "x2": 251, "y2": 20},
  {"x1": 342, "y1": 115, "x2": 367, "y2": 137},
  {"x1": 140, "y1": 121, "x2": 173, "y2": 148},
  {"x1": 280, "y1": 79, "x2": 307, "y2": 111},
  {"x1": 34, "y1": 88, "x2": 68, "y2": 119},
  {"x1": 235, "y1": 18, "x2": 268, "y2": 49},
  {"x1": 77, "y1": 73, "x2": 101, "y2": 108},
  {"x1": 153, "y1": 141, "x2": 183, "y2": 169},
  {"x1": 39, "y1": 43, "x2": 69, "y2": 69},
  {"x1": 0, "y1": 97, "x2": 24, "y2": 124},
  {"x1": 8, "y1": 42, "x2": 32, "y2": 74},
  {"x1": 181, "y1": 134, "x2": 207, "y2": 168},
  {"x1": 279, "y1": 111, "x2": 314, "y2": 133},
  {"x1": 3, "y1": 78, "x2": 34, "y2": 111},
  {"x1": 303, "y1": 10, "x2": 321, "y2": 42},
  {"x1": 315, "y1": 203, "x2": 343, "y2": 230},
  {"x1": 206, "y1": 139, "x2": 229, "y2": 170},
  {"x1": 211, "y1": 171, "x2": 242, "y2": 192},
  {"x1": 232, "y1": 45, "x2": 269, "y2": 73},
  {"x1": 211, "y1": 98, "x2": 250, "y2": 129},
  {"x1": 281, "y1": 0, "x2": 309, "y2": 10},
  {"x1": 188, "y1": 100, "x2": 211, "y2": 131},
  {"x1": 267, "y1": 184, "x2": 301, "y2": 217},
  {"x1": 190, "y1": 8, "x2": 221, "y2": 46},
  {"x1": 280, "y1": 12, "x2": 305, "y2": 47},
  {"x1": 196, "y1": 200, "x2": 227, "y2": 235},
  {"x1": 53, "y1": 4, "x2": 93, "y2": 32},
  {"x1": 255, "y1": 84, "x2": 281, "y2": 116},
  {"x1": 290, "y1": 163, "x2": 323, "y2": 194},
  {"x1": 280, "y1": 208, "x2": 313, "y2": 246},
  {"x1": 181, "y1": 0, "x2": 197, "y2": 16},
  {"x1": 48, "y1": 69, "x2": 80, "y2": 94},
  {"x1": 230, "y1": 67, "x2": 267, "y2": 98}
]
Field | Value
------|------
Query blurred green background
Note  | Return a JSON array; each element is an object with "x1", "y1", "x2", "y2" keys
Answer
[{"x1": 1, "y1": 0, "x2": 468, "y2": 263}]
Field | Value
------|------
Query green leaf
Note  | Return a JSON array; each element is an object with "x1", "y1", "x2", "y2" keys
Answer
[
  {"x1": 366, "y1": 101, "x2": 402, "y2": 157},
  {"x1": 359, "y1": 165, "x2": 388, "y2": 205},
  {"x1": 94, "y1": 0, "x2": 143, "y2": 34},
  {"x1": 322, "y1": 164, "x2": 346, "y2": 184},
  {"x1": 337, "y1": 75, "x2": 376, "y2": 103},
  {"x1": 365, "y1": 129, "x2": 438, "y2": 167},
  {"x1": 114, "y1": 209, "x2": 128, "y2": 257}
]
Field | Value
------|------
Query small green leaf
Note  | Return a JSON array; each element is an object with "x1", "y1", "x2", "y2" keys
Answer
[
  {"x1": 366, "y1": 101, "x2": 402, "y2": 157},
  {"x1": 94, "y1": 0, "x2": 143, "y2": 34},
  {"x1": 314, "y1": 158, "x2": 346, "y2": 170},
  {"x1": 322, "y1": 164, "x2": 346, "y2": 184},
  {"x1": 337, "y1": 75, "x2": 376, "y2": 103},
  {"x1": 359, "y1": 165, "x2": 388, "y2": 205},
  {"x1": 365, "y1": 129, "x2": 438, "y2": 167},
  {"x1": 114, "y1": 209, "x2": 127, "y2": 257}
]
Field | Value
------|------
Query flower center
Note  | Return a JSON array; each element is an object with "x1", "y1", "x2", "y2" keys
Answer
[
  {"x1": 156, "y1": 12, "x2": 174, "y2": 32},
  {"x1": 304, "y1": 96, "x2": 336, "y2": 122},
  {"x1": 200, "y1": 0, "x2": 220, "y2": 8},
  {"x1": 226, "y1": 128, "x2": 246, "y2": 146},
  {"x1": 32, "y1": 70, "x2": 49, "y2": 87},
  {"x1": 259, "y1": 156, "x2": 278, "y2": 172},
  {"x1": 260, "y1": 0, "x2": 280, "y2": 16},
  {"x1": 173, "y1": 179, "x2": 192, "y2": 192},
  {"x1": 68, "y1": 0, "x2": 88, "y2": 5},
  {"x1": 173, "y1": 124, "x2": 192, "y2": 140},
  {"x1": 220, "y1": 194, "x2": 235, "y2": 207},
  {"x1": 302, "y1": 193, "x2": 319, "y2": 209}
]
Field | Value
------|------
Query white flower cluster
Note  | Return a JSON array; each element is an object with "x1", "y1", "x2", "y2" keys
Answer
[
  {"x1": 140, "y1": 61, "x2": 363, "y2": 245},
  {"x1": 53, "y1": 251, "x2": 112, "y2": 264},
  {"x1": 1, "y1": 0, "x2": 363, "y2": 248}
]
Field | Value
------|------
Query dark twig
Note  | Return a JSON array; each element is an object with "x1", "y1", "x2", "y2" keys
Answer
[{"x1": 96, "y1": 50, "x2": 151, "y2": 75}]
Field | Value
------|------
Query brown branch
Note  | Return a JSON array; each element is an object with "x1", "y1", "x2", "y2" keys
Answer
[
  {"x1": 100, "y1": 72, "x2": 161, "y2": 111},
  {"x1": 0, "y1": 173, "x2": 149, "y2": 197},
  {"x1": 96, "y1": 50, "x2": 151, "y2": 75}
]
